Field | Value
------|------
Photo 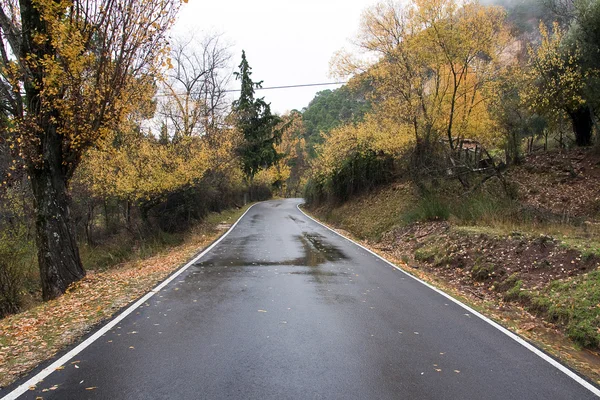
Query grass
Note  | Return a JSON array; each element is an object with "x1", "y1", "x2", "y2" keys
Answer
[
  {"x1": 312, "y1": 183, "x2": 415, "y2": 240},
  {"x1": 79, "y1": 230, "x2": 184, "y2": 272},
  {"x1": 402, "y1": 193, "x2": 450, "y2": 224},
  {"x1": 471, "y1": 262, "x2": 496, "y2": 281},
  {"x1": 0, "y1": 203, "x2": 252, "y2": 388},
  {"x1": 528, "y1": 271, "x2": 600, "y2": 348}
]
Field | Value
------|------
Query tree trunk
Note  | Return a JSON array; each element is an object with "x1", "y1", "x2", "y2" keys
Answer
[
  {"x1": 85, "y1": 203, "x2": 95, "y2": 246},
  {"x1": 569, "y1": 105, "x2": 593, "y2": 147},
  {"x1": 30, "y1": 161, "x2": 85, "y2": 301}
]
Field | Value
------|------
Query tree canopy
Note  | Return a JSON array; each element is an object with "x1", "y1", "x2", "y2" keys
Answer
[{"x1": 232, "y1": 50, "x2": 282, "y2": 181}]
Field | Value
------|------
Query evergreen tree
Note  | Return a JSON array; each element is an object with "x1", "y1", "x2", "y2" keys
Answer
[{"x1": 233, "y1": 51, "x2": 282, "y2": 181}]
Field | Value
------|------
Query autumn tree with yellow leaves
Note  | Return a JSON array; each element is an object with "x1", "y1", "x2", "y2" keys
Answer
[
  {"x1": 524, "y1": 22, "x2": 594, "y2": 146},
  {"x1": 331, "y1": 0, "x2": 512, "y2": 153},
  {"x1": 0, "y1": 0, "x2": 182, "y2": 300},
  {"x1": 304, "y1": 0, "x2": 516, "y2": 202}
]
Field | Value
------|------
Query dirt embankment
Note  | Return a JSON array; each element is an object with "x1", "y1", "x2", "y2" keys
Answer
[{"x1": 508, "y1": 149, "x2": 600, "y2": 222}]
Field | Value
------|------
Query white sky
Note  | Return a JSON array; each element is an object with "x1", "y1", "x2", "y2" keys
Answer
[{"x1": 173, "y1": 0, "x2": 379, "y2": 114}]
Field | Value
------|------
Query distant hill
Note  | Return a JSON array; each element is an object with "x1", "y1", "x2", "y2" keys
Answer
[{"x1": 301, "y1": 83, "x2": 372, "y2": 157}]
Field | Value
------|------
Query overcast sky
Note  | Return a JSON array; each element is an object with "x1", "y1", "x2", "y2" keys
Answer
[{"x1": 173, "y1": 0, "x2": 379, "y2": 114}]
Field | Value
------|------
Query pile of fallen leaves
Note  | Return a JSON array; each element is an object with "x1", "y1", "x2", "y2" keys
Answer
[{"x1": 0, "y1": 210, "x2": 240, "y2": 388}]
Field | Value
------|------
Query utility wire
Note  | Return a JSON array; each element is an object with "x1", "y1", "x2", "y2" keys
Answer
[
  {"x1": 155, "y1": 81, "x2": 347, "y2": 97},
  {"x1": 227, "y1": 81, "x2": 348, "y2": 92}
]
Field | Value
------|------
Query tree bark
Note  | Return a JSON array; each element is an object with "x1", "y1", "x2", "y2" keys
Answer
[
  {"x1": 569, "y1": 105, "x2": 593, "y2": 147},
  {"x1": 29, "y1": 135, "x2": 85, "y2": 301},
  {"x1": 85, "y1": 203, "x2": 94, "y2": 246}
]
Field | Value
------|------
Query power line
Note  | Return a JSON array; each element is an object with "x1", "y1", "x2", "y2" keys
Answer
[
  {"x1": 155, "y1": 81, "x2": 347, "y2": 97},
  {"x1": 226, "y1": 81, "x2": 348, "y2": 92}
]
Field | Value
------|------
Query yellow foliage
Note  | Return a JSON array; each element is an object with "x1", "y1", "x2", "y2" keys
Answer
[
  {"x1": 523, "y1": 22, "x2": 588, "y2": 123},
  {"x1": 1, "y1": 0, "x2": 179, "y2": 175},
  {"x1": 314, "y1": 113, "x2": 413, "y2": 177},
  {"x1": 75, "y1": 122, "x2": 243, "y2": 202},
  {"x1": 331, "y1": 0, "x2": 513, "y2": 147}
]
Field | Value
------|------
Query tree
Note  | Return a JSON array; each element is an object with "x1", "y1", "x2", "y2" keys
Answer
[
  {"x1": 332, "y1": 0, "x2": 511, "y2": 153},
  {"x1": 272, "y1": 111, "x2": 308, "y2": 196},
  {"x1": 524, "y1": 22, "x2": 593, "y2": 146},
  {"x1": 232, "y1": 51, "x2": 282, "y2": 183},
  {"x1": 565, "y1": 0, "x2": 600, "y2": 129},
  {"x1": 159, "y1": 32, "x2": 231, "y2": 142},
  {"x1": 301, "y1": 85, "x2": 371, "y2": 157},
  {"x1": 0, "y1": 0, "x2": 180, "y2": 300}
]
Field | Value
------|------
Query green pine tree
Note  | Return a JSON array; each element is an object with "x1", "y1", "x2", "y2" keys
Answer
[{"x1": 233, "y1": 51, "x2": 282, "y2": 182}]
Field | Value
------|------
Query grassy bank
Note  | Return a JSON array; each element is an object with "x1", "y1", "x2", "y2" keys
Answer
[{"x1": 0, "y1": 204, "x2": 252, "y2": 388}]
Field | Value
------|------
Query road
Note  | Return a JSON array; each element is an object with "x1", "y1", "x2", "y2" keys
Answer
[{"x1": 3, "y1": 199, "x2": 599, "y2": 399}]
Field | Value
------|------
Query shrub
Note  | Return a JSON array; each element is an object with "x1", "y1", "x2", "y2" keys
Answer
[
  {"x1": 305, "y1": 150, "x2": 394, "y2": 205},
  {"x1": 0, "y1": 228, "x2": 37, "y2": 318},
  {"x1": 403, "y1": 194, "x2": 450, "y2": 224},
  {"x1": 329, "y1": 150, "x2": 394, "y2": 203}
]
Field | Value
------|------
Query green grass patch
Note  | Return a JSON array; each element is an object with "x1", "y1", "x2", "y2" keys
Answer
[
  {"x1": 471, "y1": 262, "x2": 496, "y2": 281},
  {"x1": 402, "y1": 194, "x2": 450, "y2": 224},
  {"x1": 528, "y1": 271, "x2": 600, "y2": 348},
  {"x1": 503, "y1": 279, "x2": 528, "y2": 302},
  {"x1": 414, "y1": 245, "x2": 439, "y2": 263}
]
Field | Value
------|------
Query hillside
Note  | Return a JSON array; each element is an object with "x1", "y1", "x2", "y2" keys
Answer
[{"x1": 307, "y1": 148, "x2": 600, "y2": 384}]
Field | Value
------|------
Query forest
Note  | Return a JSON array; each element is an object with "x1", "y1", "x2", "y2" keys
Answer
[{"x1": 1, "y1": 0, "x2": 600, "y2": 387}]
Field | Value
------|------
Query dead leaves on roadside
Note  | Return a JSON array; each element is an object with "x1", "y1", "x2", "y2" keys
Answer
[{"x1": 0, "y1": 220, "x2": 234, "y2": 387}]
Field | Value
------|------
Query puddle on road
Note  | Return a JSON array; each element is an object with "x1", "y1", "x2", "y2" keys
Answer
[
  {"x1": 289, "y1": 270, "x2": 338, "y2": 276},
  {"x1": 299, "y1": 232, "x2": 347, "y2": 267},
  {"x1": 195, "y1": 232, "x2": 347, "y2": 274},
  {"x1": 288, "y1": 214, "x2": 305, "y2": 224}
]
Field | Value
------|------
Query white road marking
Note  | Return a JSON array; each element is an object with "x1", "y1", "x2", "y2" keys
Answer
[
  {"x1": 296, "y1": 203, "x2": 600, "y2": 397},
  {"x1": 2, "y1": 203, "x2": 258, "y2": 400}
]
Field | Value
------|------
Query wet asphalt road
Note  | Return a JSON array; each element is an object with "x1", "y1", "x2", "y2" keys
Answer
[{"x1": 5, "y1": 199, "x2": 599, "y2": 399}]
